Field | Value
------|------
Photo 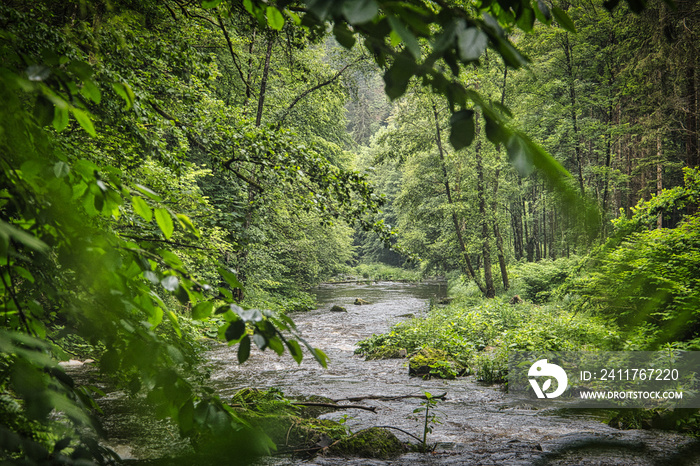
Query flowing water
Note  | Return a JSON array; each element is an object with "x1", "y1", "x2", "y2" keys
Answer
[{"x1": 205, "y1": 282, "x2": 700, "y2": 465}]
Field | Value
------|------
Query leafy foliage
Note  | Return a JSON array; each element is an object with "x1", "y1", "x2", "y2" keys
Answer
[{"x1": 571, "y1": 169, "x2": 700, "y2": 347}]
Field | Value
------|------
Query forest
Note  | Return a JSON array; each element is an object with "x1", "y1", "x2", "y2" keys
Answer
[{"x1": 1, "y1": 0, "x2": 699, "y2": 464}]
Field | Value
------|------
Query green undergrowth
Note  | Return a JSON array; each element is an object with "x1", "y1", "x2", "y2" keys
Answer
[
  {"x1": 344, "y1": 262, "x2": 422, "y2": 282},
  {"x1": 242, "y1": 286, "x2": 317, "y2": 313},
  {"x1": 355, "y1": 296, "x2": 622, "y2": 383}
]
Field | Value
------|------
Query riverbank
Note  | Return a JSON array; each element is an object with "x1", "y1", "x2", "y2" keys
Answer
[{"x1": 203, "y1": 281, "x2": 699, "y2": 464}]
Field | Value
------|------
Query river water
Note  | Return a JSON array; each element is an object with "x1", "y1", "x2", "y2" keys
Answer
[{"x1": 205, "y1": 281, "x2": 700, "y2": 465}]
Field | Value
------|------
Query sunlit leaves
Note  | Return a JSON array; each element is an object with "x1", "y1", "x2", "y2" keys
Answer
[
  {"x1": 155, "y1": 208, "x2": 174, "y2": 239},
  {"x1": 69, "y1": 107, "x2": 95, "y2": 136},
  {"x1": 132, "y1": 197, "x2": 152, "y2": 222},
  {"x1": 265, "y1": 6, "x2": 285, "y2": 30}
]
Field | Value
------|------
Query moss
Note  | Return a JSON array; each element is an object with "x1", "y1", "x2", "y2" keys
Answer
[
  {"x1": 408, "y1": 347, "x2": 466, "y2": 379},
  {"x1": 245, "y1": 413, "x2": 346, "y2": 449},
  {"x1": 328, "y1": 427, "x2": 406, "y2": 459},
  {"x1": 330, "y1": 305, "x2": 347, "y2": 312}
]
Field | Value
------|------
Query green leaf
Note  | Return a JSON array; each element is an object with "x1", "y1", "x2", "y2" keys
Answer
[
  {"x1": 311, "y1": 347, "x2": 329, "y2": 368},
  {"x1": 111, "y1": 82, "x2": 135, "y2": 110},
  {"x1": 224, "y1": 319, "x2": 245, "y2": 342},
  {"x1": 176, "y1": 214, "x2": 199, "y2": 237},
  {"x1": 161, "y1": 275, "x2": 179, "y2": 292},
  {"x1": 551, "y1": 6, "x2": 577, "y2": 33},
  {"x1": 192, "y1": 301, "x2": 214, "y2": 320},
  {"x1": 266, "y1": 6, "x2": 285, "y2": 30},
  {"x1": 70, "y1": 107, "x2": 96, "y2": 137},
  {"x1": 53, "y1": 106, "x2": 69, "y2": 132},
  {"x1": 135, "y1": 184, "x2": 162, "y2": 202},
  {"x1": 341, "y1": 0, "x2": 379, "y2": 24},
  {"x1": 148, "y1": 307, "x2": 163, "y2": 328},
  {"x1": 387, "y1": 15, "x2": 421, "y2": 60},
  {"x1": 484, "y1": 113, "x2": 511, "y2": 145},
  {"x1": 81, "y1": 79, "x2": 101, "y2": 104},
  {"x1": 252, "y1": 333, "x2": 267, "y2": 350},
  {"x1": 0, "y1": 221, "x2": 49, "y2": 253},
  {"x1": 33, "y1": 95, "x2": 54, "y2": 127},
  {"x1": 286, "y1": 340, "x2": 303, "y2": 364},
  {"x1": 166, "y1": 310, "x2": 181, "y2": 337},
  {"x1": 456, "y1": 27, "x2": 488, "y2": 62},
  {"x1": 202, "y1": 0, "x2": 222, "y2": 8},
  {"x1": 53, "y1": 161, "x2": 70, "y2": 179},
  {"x1": 333, "y1": 23, "x2": 356, "y2": 49},
  {"x1": 516, "y1": 7, "x2": 535, "y2": 33},
  {"x1": 238, "y1": 335, "x2": 251, "y2": 363},
  {"x1": 155, "y1": 208, "x2": 174, "y2": 239},
  {"x1": 383, "y1": 53, "x2": 414, "y2": 100},
  {"x1": 132, "y1": 197, "x2": 152, "y2": 222},
  {"x1": 449, "y1": 110, "x2": 475, "y2": 150},
  {"x1": 268, "y1": 336, "x2": 284, "y2": 356},
  {"x1": 218, "y1": 267, "x2": 243, "y2": 289}
]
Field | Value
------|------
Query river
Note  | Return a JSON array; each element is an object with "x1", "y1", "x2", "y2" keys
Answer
[{"x1": 205, "y1": 281, "x2": 700, "y2": 465}]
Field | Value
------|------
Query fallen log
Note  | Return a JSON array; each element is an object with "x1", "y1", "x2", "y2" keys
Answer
[
  {"x1": 290, "y1": 401, "x2": 377, "y2": 412},
  {"x1": 333, "y1": 392, "x2": 447, "y2": 403},
  {"x1": 229, "y1": 401, "x2": 377, "y2": 412}
]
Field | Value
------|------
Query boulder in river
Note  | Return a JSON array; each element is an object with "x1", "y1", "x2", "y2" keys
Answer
[
  {"x1": 354, "y1": 298, "x2": 370, "y2": 305},
  {"x1": 330, "y1": 305, "x2": 347, "y2": 313}
]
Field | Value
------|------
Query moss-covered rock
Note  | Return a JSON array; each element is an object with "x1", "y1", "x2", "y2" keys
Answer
[
  {"x1": 408, "y1": 347, "x2": 466, "y2": 379},
  {"x1": 327, "y1": 427, "x2": 406, "y2": 459},
  {"x1": 249, "y1": 414, "x2": 346, "y2": 448},
  {"x1": 330, "y1": 305, "x2": 347, "y2": 312},
  {"x1": 354, "y1": 298, "x2": 370, "y2": 305}
]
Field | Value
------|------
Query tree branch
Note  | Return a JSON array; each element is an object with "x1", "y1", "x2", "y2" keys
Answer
[
  {"x1": 216, "y1": 13, "x2": 256, "y2": 100},
  {"x1": 274, "y1": 56, "x2": 367, "y2": 130},
  {"x1": 148, "y1": 101, "x2": 264, "y2": 191}
]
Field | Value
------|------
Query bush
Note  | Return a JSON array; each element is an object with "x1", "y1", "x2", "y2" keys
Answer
[
  {"x1": 355, "y1": 296, "x2": 620, "y2": 380},
  {"x1": 510, "y1": 257, "x2": 581, "y2": 304},
  {"x1": 572, "y1": 168, "x2": 700, "y2": 346}
]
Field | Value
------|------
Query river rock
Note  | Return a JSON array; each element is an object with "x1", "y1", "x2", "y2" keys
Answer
[
  {"x1": 354, "y1": 298, "x2": 370, "y2": 305},
  {"x1": 330, "y1": 305, "x2": 347, "y2": 313}
]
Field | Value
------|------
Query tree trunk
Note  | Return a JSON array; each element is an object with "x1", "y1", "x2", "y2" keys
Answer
[
  {"x1": 563, "y1": 33, "x2": 585, "y2": 196},
  {"x1": 475, "y1": 116, "x2": 496, "y2": 298},
  {"x1": 657, "y1": 133, "x2": 663, "y2": 229},
  {"x1": 255, "y1": 36, "x2": 274, "y2": 127},
  {"x1": 432, "y1": 102, "x2": 486, "y2": 294},
  {"x1": 492, "y1": 169, "x2": 509, "y2": 290}
]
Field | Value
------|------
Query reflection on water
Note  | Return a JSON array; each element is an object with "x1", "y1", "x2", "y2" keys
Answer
[{"x1": 205, "y1": 281, "x2": 698, "y2": 465}]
